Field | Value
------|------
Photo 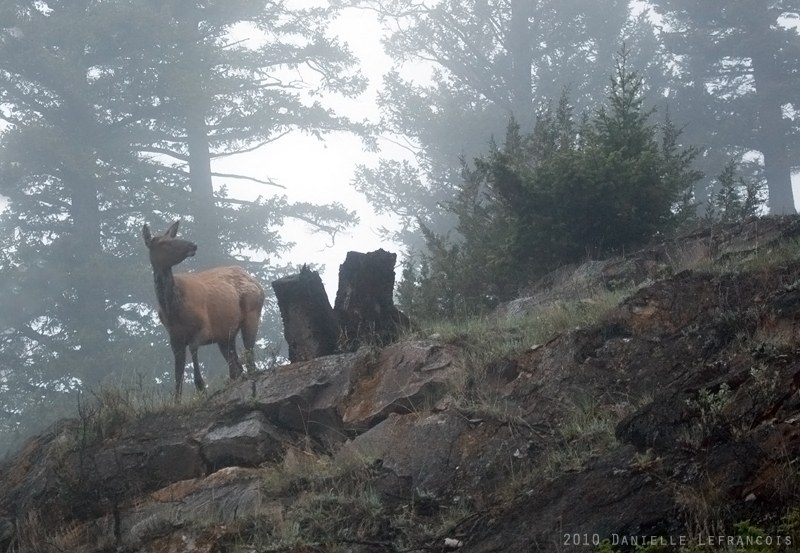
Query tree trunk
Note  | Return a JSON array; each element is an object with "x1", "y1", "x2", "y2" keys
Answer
[
  {"x1": 182, "y1": 6, "x2": 224, "y2": 266},
  {"x1": 185, "y1": 113, "x2": 224, "y2": 266},
  {"x1": 750, "y1": 5, "x2": 796, "y2": 214},
  {"x1": 63, "y1": 95, "x2": 113, "y2": 387},
  {"x1": 508, "y1": 0, "x2": 533, "y2": 131},
  {"x1": 333, "y1": 249, "x2": 410, "y2": 350},
  {"x1": 272, "y1": 266, "x2": 340, "y2": 363},
  {"x1": 66, "y1": 171, "x2": 112, "y2": 386}
]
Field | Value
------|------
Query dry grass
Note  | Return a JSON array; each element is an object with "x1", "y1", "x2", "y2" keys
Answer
[
  {"x1": 677, "y1": 235, "x2": 800, "y2": 278},
  {"x1": 229, "y1": 448, "x2": 471, "y2": 552},
  {"x1": 407, "y1": 287, "x2": 633, "y2": 401}
]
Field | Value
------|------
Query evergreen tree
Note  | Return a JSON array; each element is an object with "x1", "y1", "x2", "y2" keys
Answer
[
  {"x1": 648, "y1": 0, "x2": 800, "y2": 213},
  {"x1": 0, "y1": 0, "x2": 366, "y2": 455},
  {"x1": 351, "y1": 0, "x2": 670, "y2": 249},
  {"x1": 0, "y1": 0, "x2": 166, "y2": 387},
  {"x1": 400, "y1": 51, "x2": 703, "y2": 319},
  {"x1": 120, "y1": 0, "x2": 372, "y2": 265},
  {"x1": 0, "y1": 0, "x2": 171, "y2": 456},
  {"x1": 706, "y1": 160, "x2": 765, "y2": 223}
]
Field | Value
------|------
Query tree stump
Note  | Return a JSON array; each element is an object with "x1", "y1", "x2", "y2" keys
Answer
[
  {"x1": 333, "y1": 249, "x2": 409, "y2": 350},
  {"x1": 272, "y1": 266, "x2": 339, "y2": 362}
]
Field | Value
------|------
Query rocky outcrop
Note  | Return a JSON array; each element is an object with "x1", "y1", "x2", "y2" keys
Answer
[
  {"x1": 0, "y1": 338, "x2": 468, "y2": 552},
  {"x1": 201, "y1": 411, "x2": 287, "y2": 469},
  {"x1": 340, "y1": 341, "x2": 461, "y2": 427},
  {"x1": 495, "y1": 215, "x2": 800, "y2": 320},
  {"x1": 5, "y1": 218, "x2": 800, "y2": 552}
]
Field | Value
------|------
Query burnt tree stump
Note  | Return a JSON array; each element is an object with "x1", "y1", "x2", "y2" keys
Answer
[
  {"x1": 272, "y1": 266, "x2": 339, "y2": 362},
  {"x1": 333, "y1": 249, "x2": 409, "y2": 350}
]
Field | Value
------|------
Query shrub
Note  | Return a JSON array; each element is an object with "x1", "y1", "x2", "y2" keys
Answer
[{"x1": 400, "y1": 48, "x2": 703, "y2": 320}]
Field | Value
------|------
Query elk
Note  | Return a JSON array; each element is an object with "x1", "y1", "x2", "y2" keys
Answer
[{"x1": 142, "y1": 221, "x2": 265, "y2": 398}]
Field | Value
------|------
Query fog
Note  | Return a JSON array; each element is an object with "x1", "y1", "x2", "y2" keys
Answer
[
  {"x1": 213, "y1": 7, "x2": 419, "y2": 293},
  {"x1": 214, "y1": 8, "x2": 403, "y2": 294},
  {"x1": 3, "y1": 0, "x2": 800, "y2": 456}
]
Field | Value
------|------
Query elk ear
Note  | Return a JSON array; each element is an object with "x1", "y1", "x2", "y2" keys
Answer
[
  {"x1": 142, "y1": 224, "x2": 153, "y2": 247},
  {"x1": 165, "y1": 220, "x2": 180, "y2": 238}
]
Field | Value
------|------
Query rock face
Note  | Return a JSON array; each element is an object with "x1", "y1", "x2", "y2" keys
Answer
[
  {"x1": 494, "y1": 215, "x2": 800, "y2": 320},
  {"x1": 5, "y1": 218, "x2": 800, "y2": 552},
  {"x1": 201, "y1": 411, "x2": 286, "y2": 469},
  {"x1": 341, "y1": 341, "x2": 460, "y2": 427}
]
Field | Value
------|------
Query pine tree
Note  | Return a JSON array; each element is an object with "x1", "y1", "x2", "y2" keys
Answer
[
  {"x1": 400, "y1": 51, "x2": 703, "y2": 319},
  {"x1": 351, "y1": 0, "x2": 669, "y2": 249},
  {"x1": 0, "y1": 0, "x2": 367, "y2": 455},
  {"x1": 648, "y1": 0, "x2": 800, "y2": 213}
]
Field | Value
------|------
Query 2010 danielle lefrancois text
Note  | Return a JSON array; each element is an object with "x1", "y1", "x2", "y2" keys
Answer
[{"x1": 562, "y1": 533, "x2": 793, "y2": 548}]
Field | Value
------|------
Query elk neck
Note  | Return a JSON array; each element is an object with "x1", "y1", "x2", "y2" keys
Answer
[{"x1": 153, "y1": 266, "x2": 183, "y2": 322}]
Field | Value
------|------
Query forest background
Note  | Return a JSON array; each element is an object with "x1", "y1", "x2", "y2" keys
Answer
[{"x1": 0, "y1": 0, "x2": 798, "y2": 455}]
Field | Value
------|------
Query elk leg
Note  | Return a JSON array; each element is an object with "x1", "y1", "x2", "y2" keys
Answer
[
  {"x1": 171, "y1": 343, "x2": 187, "y2": 399},
  {"x1": 190, "y1": 346, "x2": 205, "y2": 391},
  {"x1": 241, "y1": 316, "x2": 259, "y2": 372},
  {"x1": 218, "y1": 340, "x2": 243, "y2": 380},
  {"x1": 242, "y1": 349, "x2": 256, "y2": 373}
]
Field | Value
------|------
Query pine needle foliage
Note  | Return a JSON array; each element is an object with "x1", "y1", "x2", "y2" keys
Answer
[{"x1": 400, "y1": 48, "x2": 703, "y2": 321}]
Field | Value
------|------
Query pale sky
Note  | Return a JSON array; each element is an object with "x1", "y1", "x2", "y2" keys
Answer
[{"x1": 215, "y1": 6, "x2": 415, "y2": 298}]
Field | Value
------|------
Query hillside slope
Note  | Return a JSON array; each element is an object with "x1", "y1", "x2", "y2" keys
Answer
[{"x1": 4, "y1": 217, "x2": 800, "y2": 552}]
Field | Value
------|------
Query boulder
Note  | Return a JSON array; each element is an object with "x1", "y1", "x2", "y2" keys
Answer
[
  {"x1": 122, "y1": 467, "x2": 264, "y2": 545},
  {"x1": 345, "y1": 410, "x2": 538, "y2": 499},
  {"x1": 346, "y1": 412, "x2": 469, "y2": 492},
  {"x1": 342, "y1": 341, "x2": 461, "y2": 427},
  {"x1": 90, "y1": 436, "x2": 205, "y2": 496},
  {"x1": 214, "y1": 342, "x2": 461, "y2": 440},
  {"x1": 201, "y1": 411, "x2": 288, "y2": 470},
  {"x1": 213, "y1": 351, "x2": 366, "y2": 447}
]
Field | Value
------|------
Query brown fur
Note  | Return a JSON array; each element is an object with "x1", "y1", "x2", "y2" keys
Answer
[{"x1": 142, "y1": 221, "x2": 265, "y2": 398}]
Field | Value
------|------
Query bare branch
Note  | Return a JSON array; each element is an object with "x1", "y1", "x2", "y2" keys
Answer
[
  {"x1": 209, "y1": 131, "x2": 292, "y2": 158},
  {"x1": 135, "y1": 146, "x2": 190, "y2": 162},
  {"x1": 221, "y1": 198, "x2": 342, "y2": 238},
  {"x1": 211, "y1": 172, "x2": 286, "y2": 189}
]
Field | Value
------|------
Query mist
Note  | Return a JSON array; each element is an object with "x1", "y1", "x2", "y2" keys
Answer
[{"x1": 1, "y1": 0, "x2": 799, "y2": 458}]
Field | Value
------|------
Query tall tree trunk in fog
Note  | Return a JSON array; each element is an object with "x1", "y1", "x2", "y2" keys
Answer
[
  {"x1": 508, "y1": 0, "x2": 533, "y2": 131},
  {"x1": 66, "y1": 168, "x2": 111, "y2": 385},
  {"x1": 185, "y1": 114, "x2": 224, "y2": 266},
  {"x1": 750, "y1": 8, "x2": 795, "y2": 214},
  {"x1": 49, "y1": 89, "x2": 114, "y2": 387},
  {"x1": 179, "y1": 6, "x2": 224, "y2": 266}
]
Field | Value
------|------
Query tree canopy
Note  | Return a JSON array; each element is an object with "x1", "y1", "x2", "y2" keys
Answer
[{"x1": 647, "y1": 0, "x2": 800, "y2": 213}]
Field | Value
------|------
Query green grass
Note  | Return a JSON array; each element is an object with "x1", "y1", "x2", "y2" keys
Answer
[{"x1": 405, "y1": 287, "x2": 634, "y2": 398}]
